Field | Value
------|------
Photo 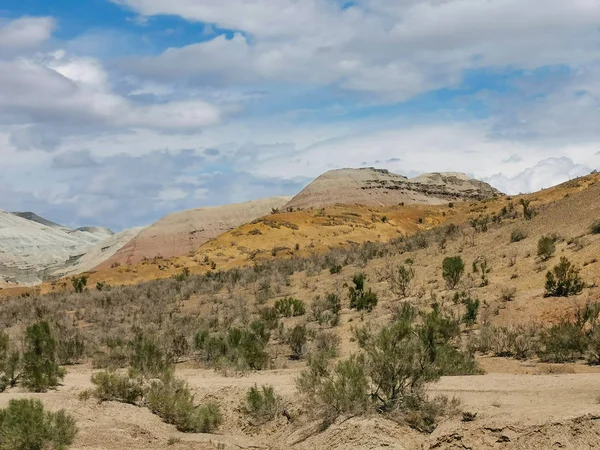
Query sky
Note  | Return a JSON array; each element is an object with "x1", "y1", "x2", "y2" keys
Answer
[{"x1": 1, "y1": 1, "x2": 600, "y2": 231}]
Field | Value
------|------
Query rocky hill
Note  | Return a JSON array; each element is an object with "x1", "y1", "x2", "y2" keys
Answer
[
  {"x1": 0, "y1": 210, "x2": 114, "y2": 285},
  {"x1": 284, "y1": 168, "x2": 501, "y2": 211},
  {"x1": 96, "y1": 197, "x2": 292, "y2": 269}
]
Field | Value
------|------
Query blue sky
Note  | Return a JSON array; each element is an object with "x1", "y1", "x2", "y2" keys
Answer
[{"x1": 1, "y1": 0, "x2": 599, "y2": 230}]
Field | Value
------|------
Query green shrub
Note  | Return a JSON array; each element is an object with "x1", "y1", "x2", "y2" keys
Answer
[
  {"x1": 389, "y1": 264, "x2": 415, "y2": 298},
  {"x1": 538, "y1": 322, "x2": 588, "y2": 363},
  {"x1": 274, "y1": 297, "x2": 306, "y2": 318},
  {"x1": 0, "y1": 331, "x2": 20, "y2": 392},
  {"x1": 244, "y1": 385, "x2": 280, "y2": 424},
  {"x1": 297, "y1": 354, "x2": 370, "y2": 420},
  {"x1": 89, "y1": 370, "x2": 144, "y2": 404},
  {"x1": 312, "y1": 293, "x2": 341, "y2": 327},
  {"x1": 510, "y1": 228, "x2": 527, "y2": 243},
  {"x1": 442, "y1": 256, "x2": 464, "y2": 289},
  {"x1": 472, "y1": 256, "x2": 491, "y2": 287},
  {"x1": 22, "y1": 321, "x2": 65, "y2": 393},
  {"x1": 287, "y1": 325, "x2": 307, "y2": 360},
  {"x1": 544, "y1": 257, "x2": 585, "y2": 297},
  {"x1": 461, "y1": 297, "x2": 480, "y2": 326},
  {"x1": 71, "y1": 275, "x2": 88, "y2": 294},
  {"x1": 520, "y1": 198, "x2": 536, "y2": 220},
  {"x1": 590, "y1": 220, "x2": 600, "y2": 234},
  {"x1": 146, "y1": 377, "x2": 222, "y2": 433},
  {"x1": 348, "y1": 273, "x2": 378, "y2": 312},
  {"x1": 313, "y1": 330, "x2": 340, "y2": 358},
  {"x1": 0, "y1": 399, "x2": 77, "y2": 450},
  {"x1": 537, "y1": 235, "x2": 556, "y2": 261},
  {"x1": 129, "y1": 332, "x2": 172, "y2": 378},
  {"x1": 54, "y1": 325, "x2": 85, "y2": 366}
]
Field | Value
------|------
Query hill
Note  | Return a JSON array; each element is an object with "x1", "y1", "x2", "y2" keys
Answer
[
  {"x1": 96, "y1": 196, "x2": 292, "y2": 269},
  {"x1": 0, "y1": 173, "x2": 599, "y2": 449},
  {"x1": 283, "y1": 168, "x2": 501, "y2": 211},
  {"x1": 0, "y1": 210, "x2": 114, "y2": 285}
]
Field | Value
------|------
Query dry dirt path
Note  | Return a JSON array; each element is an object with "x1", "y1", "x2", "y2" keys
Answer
[{"x1": 0, "y1": 364, "x2": 599, "y2": 449}]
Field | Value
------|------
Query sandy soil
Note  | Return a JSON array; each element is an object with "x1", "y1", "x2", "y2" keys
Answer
[{"x1": 4, "y1": 361, "x2": 600, "y2": 450}]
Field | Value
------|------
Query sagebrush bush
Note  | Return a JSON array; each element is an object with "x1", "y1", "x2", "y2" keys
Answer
[
  {"x1": 22, "y1": 321, "x2": 65, "y2": 393},
  {"x1": 538, "y1": 321, "x2": 588, "y2": 363},
  {"x1": 244, "y1": 384, "x2": 280, "y2": 424},
  {"x1": 389, "y1": 264, "x2": 415, "y2": 298},
  {"x1": 442, "y1": 256, "x2": 464, "y2": 289},
  {"x1": 146, "y1": 377, "x2": 222, "y2": 433},
  {"x1": 89, "y1": 370, "x2": 144, "y2": 404},
  {"x1": 300, "y1": 303, "x2": 473, "y2": 427},
  {"x1": 274, "y1": 297, "x2": 306, "y2": 318},
  {"x1": 590, "y1": 220, "x2": 600, "y2": 235},
  {"x1": 0, "y1": 331, "x2": 20, "y2": 393},
  {"x1": 129, "y1": 332, "x2": 172, "y2": 378},
  {"x1": 194, "y1": 325, "x2": 270, "y2": 370},
  {"x1": 287, "y1": 325, "x2": 307, "y2": 360},
  {"x1": 311, "y1": 293, "x2": 341, "y2": 327},
  {"x1": 348, "y1": 273, "x2": 378, "y2": 312},
  {"x1": 312, "y1": 330, "x2": 340, "y2": 358},
  {"x1": 537, "y1": 235, "x2": 556, "y2": 261},
  {"x1": 510, "y1": 228, "x2": 527, "y2": 243},
  {"x1": 54, "y1": 324, "x2": 85, "y2": 366},
  {"x1": 545, "y1": 257, "x2": 585, "y2": 297},
  {"x1": 0, "y1": 399, "x2": 77, "y2": 450},
  {"x1": 461, "y1": 297, "x2": 480, "y2": 326}
]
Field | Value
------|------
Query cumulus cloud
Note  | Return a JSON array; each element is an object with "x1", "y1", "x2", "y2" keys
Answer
[
  {"x1": 0, "y1": 17, "x2": 55, "y2": 55},
  {"x1": 485, "y1": 157, "x2": 593, "y2": 194},
  {"x1": 0, "y1": 54, "x2": 221, "y2": 133},
  {"x1": 120, "y1": 0, "x2": 600, "y2": 99}
]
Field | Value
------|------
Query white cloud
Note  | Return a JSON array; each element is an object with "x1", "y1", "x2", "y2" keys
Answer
[
  {"x1": 0, "y1": 17, "x2": 55, "y2": 54},
  {"x1": 120, "y1": 0, "x2": 600, "y2": 99},
  {"x1": 485, "y1": 157, "x2": 593, "y2": 194},
  {"x1": 0, "y1": 50, "x2": 221, "y2": 136}
]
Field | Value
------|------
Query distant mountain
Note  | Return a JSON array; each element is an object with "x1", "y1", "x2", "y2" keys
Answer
[
  {"x1": 0, "y1": 210, "x2": 115, "y2": 285},
  {"x1": 284, "y1": 168, "x2": 501, "y2": 210},
  {"x1": 11, "y1": 211, "x2": 65, "y2": 229},
  {"x1": 96, "y1": 197, "x2": 292, "y2": 269}
]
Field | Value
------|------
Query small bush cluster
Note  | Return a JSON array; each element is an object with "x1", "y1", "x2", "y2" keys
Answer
[
  {"x1": 348, "y1": 273, "x2": 378, "y2": 312},
  {"x1": 89, "y1": 370, "x2": 144, "y2": 404},
  {"x1": 0, "y1": 399, "x2": 77, "y2": 450},
  {"x1": 274, "y1": 297, "x2": 306, "y2": 318},
  {"x1": 311, "y1": 293, "x2": 341, "y2": 327},
  {"x1": 243, "y1": 384, "x2": 280, "y2": 424},
  {"x1": 146, "y1": 376, "x2": 222, "y2": 433},
  {"x1": 298, "y1": 304, "x2": 477, "y2": 431},
  {"x1": 545, "y1": 257, "x2": 585, "y2": 297},
  {"x1": 194, "y1": 322, "x2": 270, "y2": 371},
  {"x1": 590, "y1": 220, "x2": 600, "y2": 235},
  {"x1": 85, "y1": 335, "x2": 223, "y2": 434}
]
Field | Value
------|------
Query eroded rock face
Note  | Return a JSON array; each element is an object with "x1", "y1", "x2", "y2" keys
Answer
[
  {"x1": 97, "y1": 197, "x2": 292, "y2": 268},
  {"x1": 284, "y1": 168, "x2": 502, "y2": 210},
  {"x1": 0, "y1": 210, "x2": 115, "y2": 285}
]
